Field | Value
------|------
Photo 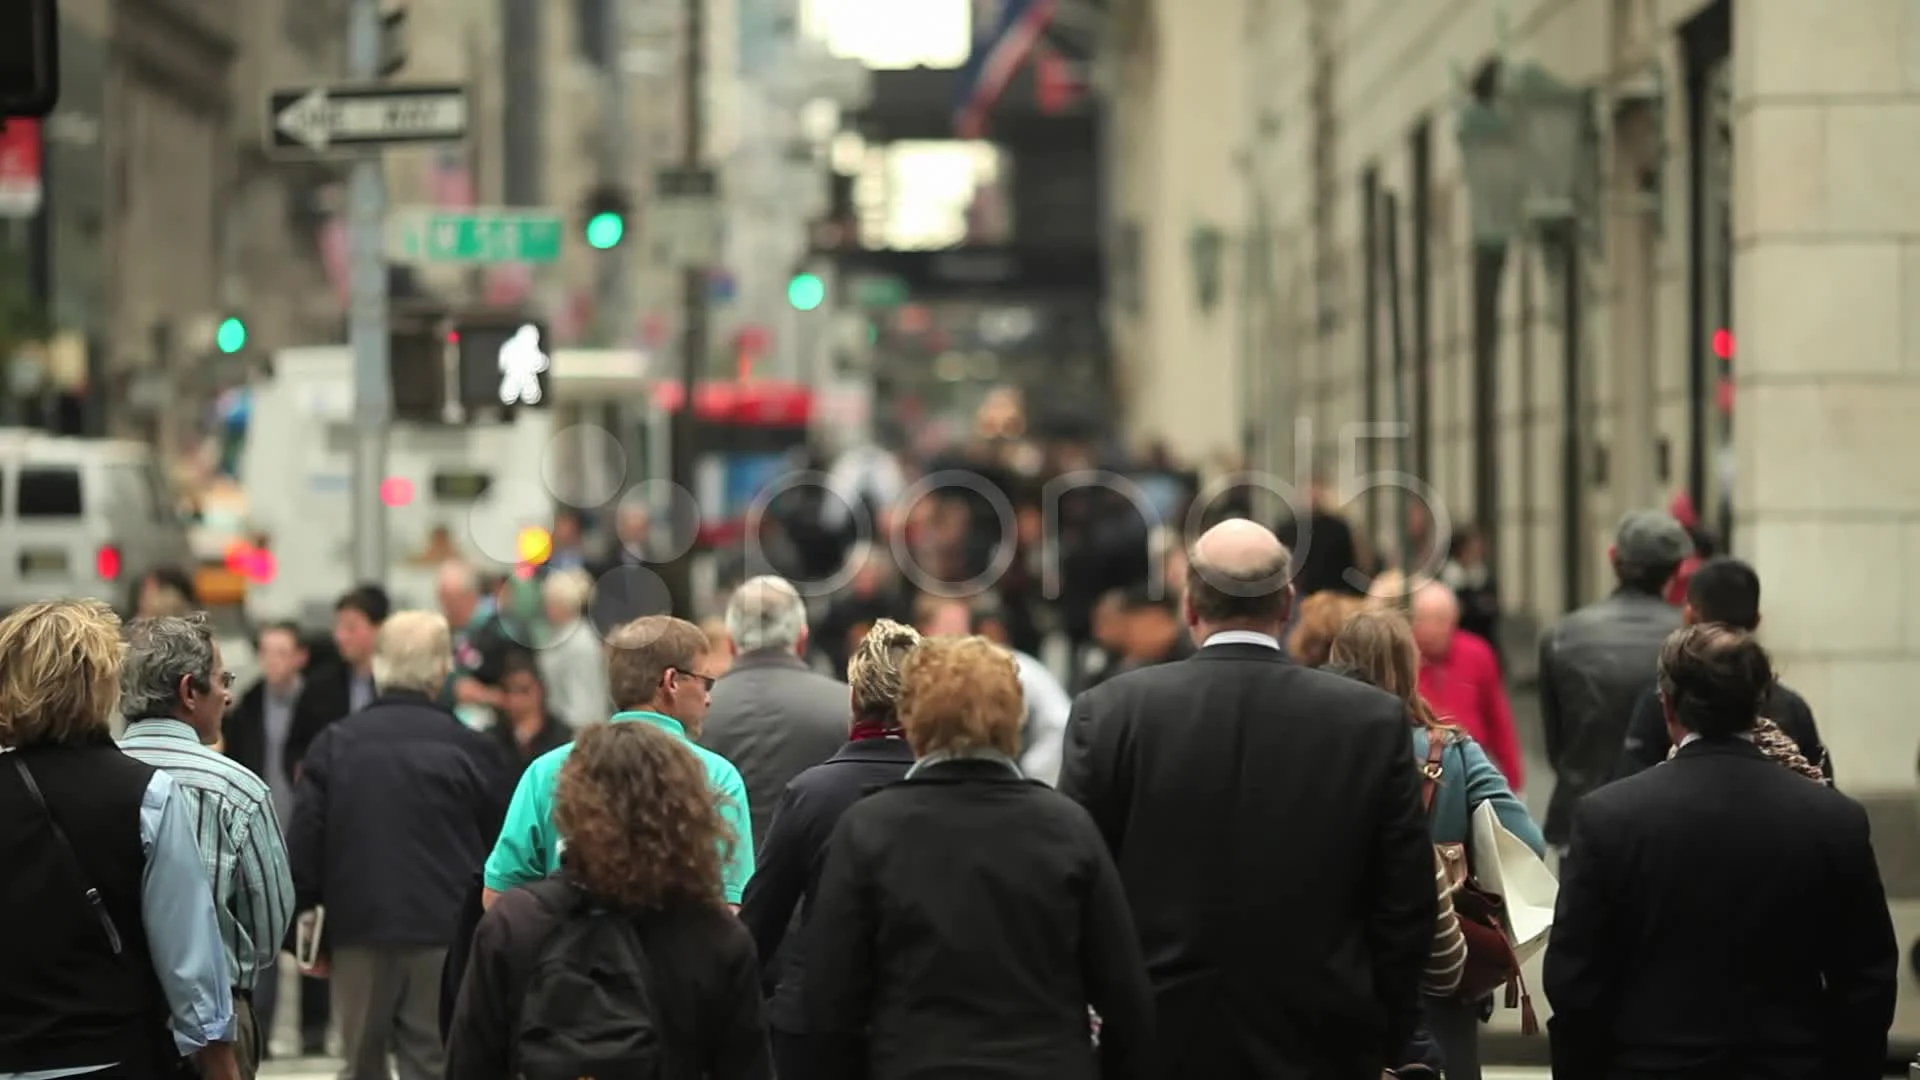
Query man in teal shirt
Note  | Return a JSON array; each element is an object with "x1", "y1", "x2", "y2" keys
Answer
[{"x1": 482, "y1": 615, "x2": 753, "y2": 906}]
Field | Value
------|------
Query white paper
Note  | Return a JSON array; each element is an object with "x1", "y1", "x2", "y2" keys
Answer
[
  {"x1": 1470, "y1": 801, "x2": 1558, "y2": 963},
  {"x1": 294, "y1": 907, "x2": 326, "y2": 972}
]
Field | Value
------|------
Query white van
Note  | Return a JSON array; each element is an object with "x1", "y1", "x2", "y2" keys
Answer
[{"x1": 0, "y1": 432, "x2": 193, "y2": 614}]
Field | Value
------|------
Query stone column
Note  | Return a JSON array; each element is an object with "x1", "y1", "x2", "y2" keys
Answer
[{"x1": 1734, "y1": 0, "x2": 1920, "y2": 884}]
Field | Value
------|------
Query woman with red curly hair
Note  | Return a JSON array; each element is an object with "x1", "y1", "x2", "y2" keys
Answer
[
  {"x1": 442, "y1": 722, "x2": 773, "y2": 1080},
  {"x1": 804, "y1": 636, "x2": 1154, "y2": 1080}
]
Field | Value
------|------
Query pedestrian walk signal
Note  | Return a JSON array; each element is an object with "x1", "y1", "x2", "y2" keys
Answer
[
  {"x1": 215, "y1": 317, "x2": 247, "y2": 354},
  {"x1": 787, "y1": 273, "x2": 825, "y2": 312}
]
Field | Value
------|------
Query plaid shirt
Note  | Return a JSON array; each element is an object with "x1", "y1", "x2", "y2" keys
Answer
[{"x1": 121, "y1": 718, "x2": 296, "y2": 992}]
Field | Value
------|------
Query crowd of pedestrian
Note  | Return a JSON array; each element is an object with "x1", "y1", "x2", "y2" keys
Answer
[{"x1": 0, "y1": 471, "x2": 1903, "y2": 1080}]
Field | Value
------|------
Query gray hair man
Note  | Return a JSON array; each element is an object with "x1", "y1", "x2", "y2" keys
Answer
[
  {"x1": 286, "y1": 610, "x2": 510, "y2": 1080},
  {"x1": 119, "y1": 614, "x2": 294, "y2": 1078},
  {"x1": 698, "y1": 576, "x2": 855, "y2": 847}
]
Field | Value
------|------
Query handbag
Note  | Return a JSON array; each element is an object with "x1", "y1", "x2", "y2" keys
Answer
[{"x1": 1419, "y1": 733, "x2": 1539, "y2": 1035}]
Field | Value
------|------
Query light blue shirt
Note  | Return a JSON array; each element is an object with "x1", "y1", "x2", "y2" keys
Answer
[
  {"x1": 5, "y1": 769, "x2": 236, "y2": 1079},
  {"x1": 1012, "y1": 649, "x2": 1073, "y2": 785}
]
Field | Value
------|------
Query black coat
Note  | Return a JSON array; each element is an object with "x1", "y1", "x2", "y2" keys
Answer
[
  {"x1": 1059, "y1": 641, "x2": 1435, "y2": 1079},
  {"x1": 1544, "y1": 737, "x2": 1897, "y2": 1080},
  {"x1": 288, "y1": 691, "x2": 512, "y2": 948},
  {"x1": 224, "y1": 667, "x2": 351, "y2": 783},
  {"x1": 737, "y1": 737, "x2": 915, "y2": 1034},
  {"x1": 1613, "y1": 679, "x2": 1830, "y2": 785},
  {"x1": 805, "y1": 758, "x2": 1153, "y2": 1080}
]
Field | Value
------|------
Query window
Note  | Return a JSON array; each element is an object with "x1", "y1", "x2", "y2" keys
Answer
[
  {"x1": 102, "y1": 464, "x2": 159, "y2": 522},
  {"x1": 576, "y1": 0, "x2": 610, "y2": 67},
  {"x1": 433, "y1": 470, "x2": 494, "y2": 502},
  {"x1": 1360, "y1": 167, "x2": 1381, "y2": 530},
  {"x1": 15, "y1": 467, "x2": 82, "y2": 517},
  {"x1": 1408, "y1": 120, "x2": 1433, "y2": 486}
]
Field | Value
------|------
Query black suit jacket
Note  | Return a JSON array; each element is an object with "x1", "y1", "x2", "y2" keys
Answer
[
  {"x1": 224, "y1": 668, "x2": 351, "y2": 783},
  {"x1": 1544, "y1": 737, "x2": 1897, "y2": 1080},
  {"x1": 1614, "y1": 679, "x2": 1831, "y2": 785},
  {"x1": 1059, "y1": 642, "x2": 1434, "y2": 1080},
  {"x1": 738, "y1": 736, "x2": 916, "y2": 1035}
]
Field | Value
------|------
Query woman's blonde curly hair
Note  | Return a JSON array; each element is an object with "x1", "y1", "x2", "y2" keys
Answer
[
  {"x1": 897, "y1": 635, "x2": 1024, "y2": 758},
  {"x1": 553, "y1": 722, "x2": 734, "y2": 911}
]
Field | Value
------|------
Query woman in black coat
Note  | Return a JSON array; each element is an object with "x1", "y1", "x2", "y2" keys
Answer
[
  {"x1": 738, "y1": 619, "x2": 924, "y2": 1080},
  {"x1": 804, "y1": 635, "x2": 1153, "y2": 1080}
]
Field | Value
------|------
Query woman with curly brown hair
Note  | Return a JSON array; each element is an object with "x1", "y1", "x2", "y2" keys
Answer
[
  {"x1": 805, "y1": 636, "x2": 1153, "y2": 1080},
  {"x1": 443, "y1": 722, "x2": 773, "y2": 1080}
]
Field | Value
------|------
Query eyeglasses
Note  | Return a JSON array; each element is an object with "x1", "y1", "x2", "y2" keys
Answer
[
  {"x1": 217, "y1": 671, "x2": 235, "y2": 689},
  {"x1": 673, "y1": 669, "x2": 717, "y2": 692}
]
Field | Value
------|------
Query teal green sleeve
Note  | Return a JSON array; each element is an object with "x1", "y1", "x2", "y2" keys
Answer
[
  {"x1": 715, "y1": 767, "x2": 755, "y2": 903},
  {"x1": 484, "y1": 760, "x2": 557, "y2": 892},
  {"x1": 1460, "y1": 737, "x2": 1548, "y2": 857}
]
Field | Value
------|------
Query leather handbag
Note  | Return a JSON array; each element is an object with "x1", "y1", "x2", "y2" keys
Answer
[{"x1": 1420, "y1": 733, "x2": 1539, "y2": 1035}]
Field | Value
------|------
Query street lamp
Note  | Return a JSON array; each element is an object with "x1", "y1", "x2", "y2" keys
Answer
[
  {"x1": 1503, "y1": 61, "x2": 1591, "y2": 224},
  {"x1": 1454, "y1": 99, "x2": 1525, "y2": 249}
]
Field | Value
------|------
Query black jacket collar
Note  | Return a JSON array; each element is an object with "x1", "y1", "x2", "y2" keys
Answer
[{"x1": 827, "y1": 737, "x2": 916, "y2": 766}]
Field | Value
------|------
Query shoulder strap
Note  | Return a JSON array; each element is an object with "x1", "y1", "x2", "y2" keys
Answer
[
  {"x1": 10, "y1": 755, "x2": 126, "y2": 955},
  {"x1": 1419, "y1": 730, "x2": 1449, "y2": 814}
]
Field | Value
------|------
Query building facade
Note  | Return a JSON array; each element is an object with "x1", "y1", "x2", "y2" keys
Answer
[{"x1": 1111, "y1": 0, "x2": 1920, "y2": 796}]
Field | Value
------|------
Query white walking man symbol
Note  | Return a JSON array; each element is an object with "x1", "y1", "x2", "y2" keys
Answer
[{"x1": 497, "y1": 324, "x2": 549, "y2": 406}]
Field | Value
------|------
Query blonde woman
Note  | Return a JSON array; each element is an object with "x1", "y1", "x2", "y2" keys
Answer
[
  {"x1": 0, "y1": 600, "x2": 241, "y2": 1080},
  {"x1": 738, "y1": 619, "x2": 923, "y2": 1080},
  {"x1": 805, "y1": 636, "x2": 1153, "y2": 1080}
]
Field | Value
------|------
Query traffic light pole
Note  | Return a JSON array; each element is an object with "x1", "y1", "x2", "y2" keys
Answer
[
  {"x1": 346, "y1": 0, "x2": 392, "y2": 586},
  {"x1": 664, "y1": 0, "x2": 707, "y2": 618},
  {"x1": 596, "y1": 0, "x2": 633, "y2": 349}
]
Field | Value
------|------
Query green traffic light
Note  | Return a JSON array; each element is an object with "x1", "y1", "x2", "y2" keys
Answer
[
  {"x1": 788, "y1": 273, "x2": 825, "y2": 311},
  {"x1": 215, "y1": 317, "x2": 247, "y2": 355},
  {"x1": 585, "y1": 212, "x2": 625, "y2": 250}
]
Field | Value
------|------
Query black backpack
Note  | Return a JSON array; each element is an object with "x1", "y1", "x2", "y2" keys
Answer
[{"x1": 514, "y1": 878, "x2": 673, "y2": 1080}]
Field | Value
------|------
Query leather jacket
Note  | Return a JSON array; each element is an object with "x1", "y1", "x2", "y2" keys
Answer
[{"x1": 1537, "y1": 588, "x2": 1682, "y2": 843}]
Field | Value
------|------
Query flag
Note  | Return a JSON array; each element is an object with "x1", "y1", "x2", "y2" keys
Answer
[
  {"x1": 429, "y1": 147, "x2": 474, "y2": 209},
  {"x1": 1033, "y1": 42, "x2": 1088, "y2": 113},
  {"x1": 954, "y1": 0, "x2": 1059, "y2": 139}
]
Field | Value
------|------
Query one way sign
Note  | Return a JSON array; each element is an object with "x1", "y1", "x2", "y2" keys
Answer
[{"x1": 264, "y1": 82, "x2": 468, "y2": 157}]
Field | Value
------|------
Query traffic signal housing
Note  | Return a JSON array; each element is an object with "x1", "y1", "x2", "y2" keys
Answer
[
  {"x1": 579, "y1": 183, "x2": 632, "y2": 250},
  {"x1": 1, "y1": 0, "x2": 59, "y2": 118}
]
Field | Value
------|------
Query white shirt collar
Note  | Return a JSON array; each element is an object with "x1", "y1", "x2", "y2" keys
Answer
[
  {"x1": 1678, "y1": 730, "x2": 1755, "y2": 749},
  {"x1": 1202, "y1": 629, "x2": 1281, "y2": 651}
]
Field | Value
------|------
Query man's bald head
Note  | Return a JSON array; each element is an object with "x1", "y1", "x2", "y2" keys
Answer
[
  {"x1": 1184, "y1": 519, "x2": 1294, "y2": 634},
  {"x1": 1408, "y1": 580, "x2": 1460, "y2": 658}
]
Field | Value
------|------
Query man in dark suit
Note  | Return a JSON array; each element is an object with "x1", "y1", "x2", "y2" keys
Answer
[
  {"x1": 1613, "y1": 556, "x2": 1830, "y2": 784},
  {"x1": 1059, "y1": 518, "x2": 1434, "y2": 1079},
  {"x1": 1545, "y1": 624, "x2": 1896, "y2": 1080},
  {"x1": 226, "y1": 620, "x2": 352, "y2": 1059}
]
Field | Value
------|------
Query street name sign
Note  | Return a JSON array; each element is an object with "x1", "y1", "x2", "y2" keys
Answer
[
  {"x1": 386, "y1": 207, "x2": 564, "y2": 264},
  {"x1": 266, "y1": 82, "x2": 468, "y2": 157}
]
